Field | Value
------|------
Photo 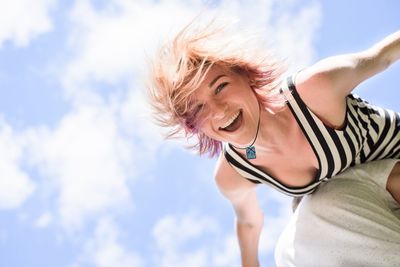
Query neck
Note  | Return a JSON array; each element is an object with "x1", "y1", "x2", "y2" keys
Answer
[{"x1": 253, "y1": 104, "x2": 293, "y2": 153}]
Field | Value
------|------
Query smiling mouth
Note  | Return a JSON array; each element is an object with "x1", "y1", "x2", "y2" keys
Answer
[{"x1": 219, "y1": 110, "x2": 243, "y2": 132}]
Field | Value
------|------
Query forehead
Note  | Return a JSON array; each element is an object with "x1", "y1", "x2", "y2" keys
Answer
[
  {"x1": 201, "y1": 64, "x2": 231, "y2": 87},
  {"x1": 188, "y1": 65, "x2": 224, "y2": 103}
]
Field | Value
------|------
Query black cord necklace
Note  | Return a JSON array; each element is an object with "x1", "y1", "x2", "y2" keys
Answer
[{"x1": 231, "y1": 104, "x2": 261, "y2": 160}]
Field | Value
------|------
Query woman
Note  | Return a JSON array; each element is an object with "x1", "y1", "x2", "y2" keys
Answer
[
  {"x1": 275, "y1": 159, "x2": 400, "y2": 267},
  {"x1": 148, "y1": 19, "x2": 400, "y2": 266}
]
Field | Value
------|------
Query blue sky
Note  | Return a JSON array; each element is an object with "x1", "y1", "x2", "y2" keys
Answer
[{"x1": 0, "y1": 0, "x2": 399, "y2": 266}]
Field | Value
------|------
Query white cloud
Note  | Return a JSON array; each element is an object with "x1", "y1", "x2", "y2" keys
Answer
[
  {"x1": 34, "y1": 212, "x2": 53, "y2": 228},
  {"x1": 152, "y1": 213, "x2": 219, "y2": 267},
  {"x1": 82, "y1": 217, "x2": 144, "y2": 267},
  {"x1": 273, "y1": 2, "x2": 322, "y2": 72},
  {"x1": 56, "y1": 0, "x2": 207, "y2": 166},
  {"x1": 148, "y1": 190, "x2": 292, "y2": 267},
  {"x1": 212, "y1": 234, "x2": 241, "y2": 267},
  {"x1": 0, "y1": 0, "x2": 55, "y2": 48},
  {"x1": 216, "y1": 0, "x2": 322, "y2": 72},
  {"x1": 260, "y1": 211, "x2": 292, "y2": 255},
  {"x1": 63, "y1": 0, "x2": 202, "y2": 99},
  {"x1": 117, "y1": 88, "x2": 165, "y2": 159},
  {"x1": 257, "y1": 187, "x2": 293, "y2": 261},
  {"x1": 217, "y1": 0, "x2": 274, "y2": 26},
  {"x1": 26, "y1": 104, "x2": 134, "y2": 230},
  {"x1": 0, "y1": 118, "x2": 35, "y2": 209},
  {"x1": 151, "y1": 212, "x2": 243, "y2": 267},
  {"x1": 153, "y1": 213, "x2": 218, "y2": 250}
]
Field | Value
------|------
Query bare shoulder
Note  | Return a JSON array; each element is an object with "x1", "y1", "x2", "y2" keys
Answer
[
  {"x1": 293, "y1": 66, "x2": 348, "y2": 128},
  {"x1": 295, "y1": 52, "x2": 371, "y2": 100},
  {"x1": 214, "y1": 153, "x2": 257, "y2": 202},
  {"x1": 295, "y1": 66, "x2": 340, "y2": 101}
]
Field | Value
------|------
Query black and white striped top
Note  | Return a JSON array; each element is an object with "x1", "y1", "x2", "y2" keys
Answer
[{"x1": 224, "y1": 75, "x2": 400, "y2": 197}]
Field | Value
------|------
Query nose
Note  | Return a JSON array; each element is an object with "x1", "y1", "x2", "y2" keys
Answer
[{"x1": 210, "y1": 102, "x2": 228, "y2": 120}]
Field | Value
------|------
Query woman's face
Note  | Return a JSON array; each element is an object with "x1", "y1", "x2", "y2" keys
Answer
[{"x1": 191, "y1": 65, "x2": 260, "y2": 146}]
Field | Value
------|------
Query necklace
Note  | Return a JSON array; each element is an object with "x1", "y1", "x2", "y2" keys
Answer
[{"x1": 231, "y1": 104, "x2": 261, "y2": 160}]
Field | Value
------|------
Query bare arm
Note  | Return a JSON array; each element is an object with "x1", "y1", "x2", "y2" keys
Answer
[
  {"x1": 296, "y1": 30, "x2": 400, "y2": 127},
  {"x1": 234, "y1": 188, "x2": 264, "y2": 267},
  {"x1": 215, "y1": 156, "x2": 264, "y2": 267},
  {"x1": 301, "y1": 31, "x2": 400, "y2": 98}
]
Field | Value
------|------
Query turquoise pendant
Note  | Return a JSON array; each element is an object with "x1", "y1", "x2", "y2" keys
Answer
[{"x1": 246, "y1": 146, "x2": 256, "y2": 159}]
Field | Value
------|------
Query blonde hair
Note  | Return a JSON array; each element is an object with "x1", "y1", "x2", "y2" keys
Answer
[{"x1": 148, "y1": 17, "x2": 286, "y2": 157}]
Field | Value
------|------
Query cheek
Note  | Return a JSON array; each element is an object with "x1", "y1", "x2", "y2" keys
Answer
[
  {"x1": 198, "y1": 122, "x2": 219, "y2": 139},
  {"x1": 199, "y1": 123, "x2": 213, "y2": 135}
]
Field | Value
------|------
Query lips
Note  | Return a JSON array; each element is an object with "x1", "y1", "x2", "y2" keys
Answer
[{"x1": 219, "y1": 110, "x2": 243, "y2": 132}]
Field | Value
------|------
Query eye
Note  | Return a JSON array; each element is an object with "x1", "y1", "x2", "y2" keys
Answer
[
  {"x1": 215, "y1": 82, "x2": 229, "y2": 95},
  {"x1": 185, "y1": 103, "x2": 205, "y2": 130},
  {"x1": 191, "y1": 103, "x2": 205, "y2": 120},
  {"x1": 194, "y1": 103, "x2": 204, "y2": 114}
]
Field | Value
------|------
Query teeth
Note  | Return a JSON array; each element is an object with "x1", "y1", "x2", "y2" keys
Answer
[{"x1": 221, "y1": 111, "x2": 240, "y2": 129}]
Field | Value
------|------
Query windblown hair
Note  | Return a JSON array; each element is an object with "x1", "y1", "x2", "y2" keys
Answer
[{"x1": 148, "y1": 18, "x2": 286, "y2": 157}]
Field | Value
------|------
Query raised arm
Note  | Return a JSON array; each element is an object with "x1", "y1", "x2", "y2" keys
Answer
[
  {"x1": 298, "y1": 30, "x2": 400, "y2": 99},
  {"x1": 215, "y1": 157, "x2": 264, "y2": 267}
]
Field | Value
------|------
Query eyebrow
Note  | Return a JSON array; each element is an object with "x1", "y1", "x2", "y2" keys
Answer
[{"x1": 208, "y1": 75, "x2": 226, "y2": 88}]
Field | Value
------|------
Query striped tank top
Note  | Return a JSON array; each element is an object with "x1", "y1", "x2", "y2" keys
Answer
[{"x1": 224, "y1": 75, "x2": 400, "y2": 197}]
